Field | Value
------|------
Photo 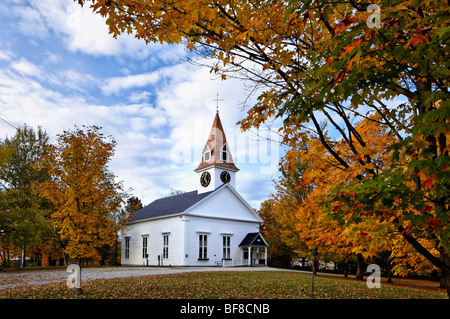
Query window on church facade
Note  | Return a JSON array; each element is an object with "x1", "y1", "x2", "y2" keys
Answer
[
  {"x1": 124, "y1": 237, "x2": 130, "y2": 259},
  {"x1": 223, "y1": 236, "x2": 231, "y2": 260},
  {"x1": 142, "y1": 236, "x2": 148, "y2": 258},
  {"x1": 163, "y1": 235, "x2": 169, "y2": 258},
  {"x1": 198, "y1": 234, "x2": 208, "y2": 259},
  {"x1": 204, "y1": 150, "x2": 211, "y2": 161}
]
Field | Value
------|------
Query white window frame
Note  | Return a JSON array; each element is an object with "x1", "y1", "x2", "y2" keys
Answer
[
  {"x1": 142, "y1": 236, "x2": 148, "y2": 258},
  {"x1": 124, "y1": 237, "x2": 130, "y2": 259},
  {"x1": 223, "y1": 236, "x2": 231, "y2": 260},
  {"x1": 198, "y1": 234, "x2": 208, "y2": 260},
  {"x1": 204, "y1": 149, "x2": 211, "y2": 161},
  {"x1": 163, "y1": 234, "x2": 169, "y2": 259}
]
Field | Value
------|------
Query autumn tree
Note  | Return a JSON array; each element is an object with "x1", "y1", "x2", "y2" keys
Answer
[
  {"x1": 265, "y1": 117, "x2": 437, "y2": 281},
  {"x1": 40, "y1": 125, "x2": 126, "y2": 292},
  {"x1": 259, "y1": 198, "x2": 298, "y2": 268},
  {"x1": 283, "y1": 116, "x2": 400, "y2": 279},
  {"x1": 75, "y1": 0, "x2": 449, "y2": 295}
]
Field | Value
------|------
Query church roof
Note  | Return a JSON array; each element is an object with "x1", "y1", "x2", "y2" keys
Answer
[
  {"x1": 129, "y1": 190, "x2": 213, "y2": 222},
  {"x1": 195, "y1": 112, "x2": 239, "y2": 172},
  {"x1": 239, "y1": 232, "x2": 269, "y2": 247}
]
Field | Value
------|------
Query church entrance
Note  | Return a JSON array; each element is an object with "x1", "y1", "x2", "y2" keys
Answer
[
  {"x1": 239, "y1": 232, "x2": 269, "y2": 266},
  {"x1": 242, "y1": 247, "x2": 268, "y2": 266}
]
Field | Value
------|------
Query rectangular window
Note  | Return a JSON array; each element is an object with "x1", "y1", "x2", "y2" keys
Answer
[
  {"x1": 163, "y1": 235, "x2": 169, "y2": 259},
  {"x1": 142, "y1": 236, "x2": 148, "y2": 258},
  {"x1": 198, "y1": 234, "x2": 208, "y2": 259},
  {"x1": 221, "y1": 150, "x2": 228, "y2": 161},
  {"x1": 204, "y1": 151, "x2": 210, "y2": 161},
  {"x1": 223, "y1": 236, "x2": 231, "y2": 259},
  {"x1": 124, "y1": 237, "x2": 130, "y2": 259}
]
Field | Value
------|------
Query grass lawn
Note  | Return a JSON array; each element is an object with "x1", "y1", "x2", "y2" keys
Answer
[{"x1": 0, "y1": 271, "x2": 446, "y2": 299}]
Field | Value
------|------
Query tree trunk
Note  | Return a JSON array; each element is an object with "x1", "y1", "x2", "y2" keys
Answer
[
  {"x1": 76, "y1": 258, "x2": 83, "y2": 295},
  {"x1": 440, "y1": 259, "x2": 450, "y2": 298},
  {"x1": 6, "y1": 245, "x2": 10, "y2": 267},
  {"x1": 387, "y1": 256, "x2": 393, "y2": 284},
  {"x1": 387, "y1": 268, "x2": 393, "y2": 284},
  {"x1": 344, "y1": 262, "x2": 349, "y2": 278},
  {"x1": 445, "y1": 270, "x2": 450, "y2": 298},
  {"x1": 62, "y1": 249, "x2": 67, "y2": 266},
  {"x1": 114, "y1": 233, "x2": 119, "y2": 265},
  {"x1": 21, "y1": 245, "x2": 26, "y2": 268},
  {"x1": 355, "y1": 253, "x2": 365, "y2": 281}
]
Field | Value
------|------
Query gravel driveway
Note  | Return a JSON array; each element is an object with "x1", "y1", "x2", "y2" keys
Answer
[{"x1": 0, "y1": 266, "x2": 282, "y2": 290}]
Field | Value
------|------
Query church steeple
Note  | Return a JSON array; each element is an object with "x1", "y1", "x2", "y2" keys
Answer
[{"x1": 195, "y1": 111, "x2": 239, "y2": 193}]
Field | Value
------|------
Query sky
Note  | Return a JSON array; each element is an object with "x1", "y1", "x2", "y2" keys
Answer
[{"x1": 0, "y1": 0, "x2": 285, "y2": 208}]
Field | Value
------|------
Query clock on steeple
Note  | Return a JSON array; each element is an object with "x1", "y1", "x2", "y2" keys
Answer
[
  {"x1": 220, "y1": 171, "x2": 231, "y2": 183},
  {"x1": 195, "y1": 110, "x2": 239, "y2": 194}
]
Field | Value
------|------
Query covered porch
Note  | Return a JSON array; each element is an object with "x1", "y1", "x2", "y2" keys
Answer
[{"x1": 238, "y1": 232, "x2": 269, "y2": 266}]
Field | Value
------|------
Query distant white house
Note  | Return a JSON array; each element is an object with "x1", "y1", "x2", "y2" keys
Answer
[{"x1": 121, "y1": 110, "x2": 268, "y2": 267}]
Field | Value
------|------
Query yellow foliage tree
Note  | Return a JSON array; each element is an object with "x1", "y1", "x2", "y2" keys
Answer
[{"x1": 40, "y1": 126, "x2": 126, "y2": 265}]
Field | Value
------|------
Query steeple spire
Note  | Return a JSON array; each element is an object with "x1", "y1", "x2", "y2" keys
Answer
[{"x1": 194, "y1": 111, "x2": 239, "y2": 172}]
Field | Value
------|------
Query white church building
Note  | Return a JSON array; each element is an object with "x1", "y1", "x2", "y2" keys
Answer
[{"x1": 121, "y1": 111, "x2": 268, "y2": 267}]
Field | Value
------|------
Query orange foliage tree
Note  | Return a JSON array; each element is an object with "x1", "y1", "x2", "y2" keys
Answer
[
  {"x1": 264, "y1": 115, "x2": 442, "y2": 280},
  {"x1": 39, "y1": 126, "x2": 127, "y2": 265},
  {"x1": 264, "y1": 117, "x2": 400, "y2": 277}
]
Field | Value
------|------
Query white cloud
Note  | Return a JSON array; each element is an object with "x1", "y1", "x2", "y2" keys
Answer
[
  {"x1": 44, "y1": 51, "x2": 61, "y2": 64},
  {"x1": 14, "y1": 4, "x2": 49, "y2": 37},
  {"x1": 237, "y1": 171, "x2": 275, "y2": 209},
  {"x1": 0, "y1": 49, "x2": 14, "y2": 61},
  {"x1": 10, "y1": 58, "x2": 41, "y2": 77},
  {"x1": 101, "y1": 72, "x2": 161, "y2": 95},
  {"x1": 11, "y1": 0, "x2": 185, "y2": 61},
  {"x1": 46, "y1": 69, "x2": 98, "y2": 93},
  {"x1": 101, "y1": 63, "x2": 195, "y2": 96},
  {"x1": 129, "y1": 91, "x2": 152, "y2": 103},
  {"x1": 65, "y1": 2, "x2": 126, "y2": 56}
]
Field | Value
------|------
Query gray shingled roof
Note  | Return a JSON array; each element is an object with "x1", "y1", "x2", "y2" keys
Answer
[
  {"x1": 239, "y1": 232, "x2": 268, "y2": 247},
  {"x1": 129, "y1": 190, "x2": 214, "y2": 222}
]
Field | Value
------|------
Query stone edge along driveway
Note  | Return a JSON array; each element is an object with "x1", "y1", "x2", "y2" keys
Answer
[{"x1": 0, "y1": 266, "x2": 288, "y2": 290}]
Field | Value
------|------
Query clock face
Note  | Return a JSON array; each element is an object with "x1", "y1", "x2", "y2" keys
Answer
[
  {"x1": 220, "y1": 171, "x2": 231, "y2": 183},
  {"x1": 200, "y1": 171, "x2": 211, "y2": 187}
]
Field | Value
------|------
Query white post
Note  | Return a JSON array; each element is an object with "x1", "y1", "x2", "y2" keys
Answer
[
  {"x1": 264, "y1": 247, "x2": 268, "y2": 266},
  {"x1": 248, "y1": 247, "x2": 251, "y2": 266}
]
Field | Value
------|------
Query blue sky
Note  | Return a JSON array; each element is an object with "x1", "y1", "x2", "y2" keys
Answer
[{"x1": 0, "y1": 0, "x2": 284, "y2": 208}]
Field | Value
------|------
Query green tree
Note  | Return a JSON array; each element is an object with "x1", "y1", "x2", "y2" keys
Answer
[{"x1": 0, "y1": 125, "x2": 52, "y2": 267}]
